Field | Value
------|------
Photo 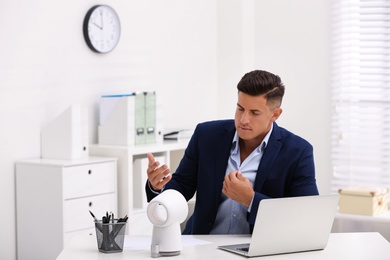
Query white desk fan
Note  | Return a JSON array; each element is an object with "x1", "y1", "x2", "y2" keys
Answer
[{"x1": 147, "y1": 189, "x2": 188, "y2": 258}]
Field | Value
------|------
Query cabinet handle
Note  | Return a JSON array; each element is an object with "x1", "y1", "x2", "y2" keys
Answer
[
  {"x1": 89, "y1": 202, "x2": 92, "y2": 207},
  {"x1": 88, "y1": 169, "x2": 92, "y2": 175}
]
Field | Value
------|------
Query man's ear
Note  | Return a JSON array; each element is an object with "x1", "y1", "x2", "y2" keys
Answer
[{"x1": 271, "y1": 108, "x2": 283, "y2": 122}]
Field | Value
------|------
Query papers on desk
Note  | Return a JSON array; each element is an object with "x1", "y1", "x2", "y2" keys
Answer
[
  {"x1": 123, "y1": 236, "x2": 212, "y2": 252},
  {"x1": 163, "y1": 129, "x2": 194, "y2": 141}
]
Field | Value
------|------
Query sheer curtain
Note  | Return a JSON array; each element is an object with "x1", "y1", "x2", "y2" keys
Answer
[{"x1": 331, "y1": 0, "x2": 390, "y2": 193}]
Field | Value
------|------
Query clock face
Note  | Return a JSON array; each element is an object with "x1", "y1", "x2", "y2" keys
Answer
[{"x1": 83, "y1": 5, "x2": 121, "y2": 53}]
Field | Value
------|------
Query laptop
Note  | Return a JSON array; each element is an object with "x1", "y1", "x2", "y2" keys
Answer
[{"x1": 218, "y1": 194, "x2": 339, "y2": 257}]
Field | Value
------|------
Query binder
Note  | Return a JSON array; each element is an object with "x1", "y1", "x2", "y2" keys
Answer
[
  {"x1": 98, "y1": 92, "x2": 162, "y2": 146},
  {"x1": 41, "y1": 104, "x2": 89, "y2": 160},
  {"x1": 134, "y1": 93, "x2": 146, "y2": 145},
  {"x1": 145, "y1": 92, "x2": 156, "y2": 144}
]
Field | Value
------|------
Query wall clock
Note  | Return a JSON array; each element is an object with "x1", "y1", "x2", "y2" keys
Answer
[{"x1": 83, "y1": 5, "x2": 121, "y2": 53}]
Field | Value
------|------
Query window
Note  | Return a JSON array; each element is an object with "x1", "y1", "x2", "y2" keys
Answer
[{"x1": 331, "y1": 0, "x2": 390, "y2": 193}]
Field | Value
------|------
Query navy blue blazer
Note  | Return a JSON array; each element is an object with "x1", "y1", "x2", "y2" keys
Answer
[{"x1": 146, "y1": 120, "x2": 319, "y2": 234}]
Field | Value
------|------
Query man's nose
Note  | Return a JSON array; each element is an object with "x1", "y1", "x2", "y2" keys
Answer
[{"x1": 240, "y1": 112, "x2": 250, "y2": 124}]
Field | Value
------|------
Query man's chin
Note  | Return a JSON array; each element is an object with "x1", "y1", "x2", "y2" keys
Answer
[{"x1": 237, "y1": 132, "x2": 253, "y2": 140}]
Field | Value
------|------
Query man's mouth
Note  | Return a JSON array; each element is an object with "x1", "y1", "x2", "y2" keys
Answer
[{"x1": 239, "y1": 125, "x2": 251, "y2": 131}]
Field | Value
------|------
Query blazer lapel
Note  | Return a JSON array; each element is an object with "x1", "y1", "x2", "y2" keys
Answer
[
  {"x1": 214, "y1": 123, "x2": 235, "y2": 205},
  {"x1": 254, "y1": 123, "x2": 282, "y2": 190}
]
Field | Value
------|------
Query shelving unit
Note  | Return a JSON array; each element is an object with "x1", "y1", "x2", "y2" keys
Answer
[
  {"x1": 16, "y1": 156, "x2": 117, "y2": 260},
  {"x1": 89, "y1": 140, "x2": 188, "y2": 235}
]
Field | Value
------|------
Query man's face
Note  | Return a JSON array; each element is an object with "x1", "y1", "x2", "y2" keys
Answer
[{"x1": 234, "y1": 92, "x2": 282, "y2": 145}]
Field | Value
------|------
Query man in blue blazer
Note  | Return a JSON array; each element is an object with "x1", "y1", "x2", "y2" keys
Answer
[{"x1": 146, "y1": 70, "x2": 319, "y2": 234}]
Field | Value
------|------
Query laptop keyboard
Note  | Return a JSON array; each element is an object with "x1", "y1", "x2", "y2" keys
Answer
[{"x1": 236, "y1": 247, "x2": 249, "y2": 252}]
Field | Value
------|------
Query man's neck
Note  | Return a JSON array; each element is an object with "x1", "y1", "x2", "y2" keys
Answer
[{"x1": 239, "y1": 137, "x2": 263, "y2": 163}]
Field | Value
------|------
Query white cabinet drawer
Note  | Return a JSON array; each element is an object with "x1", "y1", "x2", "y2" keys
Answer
[
  {"x1": 64, "y1": 193, "x2": 117, "y2": 232},
  {"x1": 63, "y1": 162, "x2": 116, "y2": 199}
]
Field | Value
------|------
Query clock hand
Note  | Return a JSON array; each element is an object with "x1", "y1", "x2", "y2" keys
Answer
[
  {"x1": 100, "y1": 10, "x2": 104, "y2": 30},
  {"x1": 92, "y1": 22, "x2": 102, "y2": 30}
]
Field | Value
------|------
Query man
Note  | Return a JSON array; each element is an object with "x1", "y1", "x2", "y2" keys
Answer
[{"x1": 145, "y1": 70, "x2": 319, "y2": 234}]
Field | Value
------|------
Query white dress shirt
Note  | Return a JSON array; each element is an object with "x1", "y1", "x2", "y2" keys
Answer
[{"x1": 210, "y1": 125, "x2": 272, "y2": 234}]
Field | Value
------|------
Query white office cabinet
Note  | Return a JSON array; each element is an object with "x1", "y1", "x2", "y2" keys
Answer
[
  {"x1": 89, "y1": 141, "x2": 187, "y2": 235},
  {"x1": 16, "y1": 157, "x2": 118, "y2": 260}
]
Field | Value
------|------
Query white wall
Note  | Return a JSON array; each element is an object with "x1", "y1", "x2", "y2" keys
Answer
[
  {"x1": 254, "y1": 0, "x2": 332, "y2": 194},
  {"x1": 217, "y1": 0, "x2": 331, "y2": 193},
  {"x1": 0, "y1": 1, "x2": 330, "y2": 259}
]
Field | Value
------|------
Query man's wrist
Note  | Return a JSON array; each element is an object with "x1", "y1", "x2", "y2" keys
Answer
[
  {"x1": 247, "y1": 193, "x2": 255, "y2": 213},
  {"x1": 148, "y1": 180, "x2": 163, "y2": 194}
]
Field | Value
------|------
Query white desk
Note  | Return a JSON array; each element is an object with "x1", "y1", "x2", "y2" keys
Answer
[{"x1": 56, "y1": 232, "x2": 390, "y2": 260}]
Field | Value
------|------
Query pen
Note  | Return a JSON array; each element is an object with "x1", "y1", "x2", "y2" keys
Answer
[
  {"x1": 118, "y1": 215, "x2": 128, "y2": 223},
  {"x1": 89, "y1": 210, "x2": 103, "y2": 233},
  {"x1": 89, "y1": 210, "x2": 98, "y2": 221},
  {"x1": 106, "y1": 211, "x2": 111, "y2": 223}
]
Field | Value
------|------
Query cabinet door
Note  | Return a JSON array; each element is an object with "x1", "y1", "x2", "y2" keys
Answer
[
  {"x1": 63, "y1": 162, "x2": 116, "y2": 199},
  {"x1": 64, "y1": 193, "x2": 117, "y2": 232}
]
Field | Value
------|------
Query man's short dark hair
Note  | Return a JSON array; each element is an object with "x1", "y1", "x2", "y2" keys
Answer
[{"x1": 237, "y1": 70, "x2": 285, "y2": 108}]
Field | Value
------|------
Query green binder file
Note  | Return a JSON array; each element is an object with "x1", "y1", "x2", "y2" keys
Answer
[{"x1": 145, "y1": 92, "x2": 156, "y2": 144}]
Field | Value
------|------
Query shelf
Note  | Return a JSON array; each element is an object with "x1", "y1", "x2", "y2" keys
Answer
[
  {"x1": 89, "y1": 140, "x2": 188, "y2": 235},
  {"x1": 90, "y1": 140, "x2": 188, "y2": 155},
  {"x1": 15, "y1": 156, "x2": 117, "y2": 167}
]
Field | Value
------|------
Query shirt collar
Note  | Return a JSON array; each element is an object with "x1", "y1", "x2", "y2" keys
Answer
[{"x1": 232, "y1": 123, "x2": 273, "y2": 154}]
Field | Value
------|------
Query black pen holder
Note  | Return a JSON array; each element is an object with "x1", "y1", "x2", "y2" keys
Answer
[{"x1": 95, "y1": 220, "x2": 126, "y2": 253}]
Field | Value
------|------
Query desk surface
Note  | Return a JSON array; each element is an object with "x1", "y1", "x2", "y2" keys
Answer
[{"x1": 57, "y1": 232, "x2": 390, "y2": 260}]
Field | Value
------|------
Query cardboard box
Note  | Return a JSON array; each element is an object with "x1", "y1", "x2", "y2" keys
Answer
[{"x1": 338, "y1": 187, "x2": 389, "y2": 216}]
